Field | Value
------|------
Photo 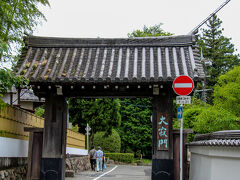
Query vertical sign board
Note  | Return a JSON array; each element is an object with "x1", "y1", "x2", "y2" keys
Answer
[
  {"x1": 177, "y1": 106, "x2": 183, "y2": 120},
  {"x1": 157, "y1": 112, "x2": 169, "y2": 150}
]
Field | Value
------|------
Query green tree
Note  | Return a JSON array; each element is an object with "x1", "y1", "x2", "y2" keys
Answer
[
  {"x1": 0, "y1": 68, "x2": 27, "y2": 107},
  {"x1": 0, "y1": 0, "x2": 49, "y2": 106},
  {"x1": 117, "y1": 98, "x2": 152, "y2": 156},
  {"x1": 0, "y1": 0, "x2": 50, "y2": 62},
  {"x1": 93, "y1": 129, "x2": 121, "y2": 153},
  {"x1": 213, "y1": 66, "x2": 240, "y2": 117},
  {"x1": 193, "y1": 106, "x2": 239, "y2": 134},
  {"x1": 69, "y1": 98, "x2": 121, "y2": 136},
  {"x1": 128, "y1": 23, "x2": 173, "y2": 37},
  {"x1": 198, "y1": 15, "x2": 240, "y2": 101},
  {"x1": 181, "y1": 67, "x2": 240, "y2": 136}
]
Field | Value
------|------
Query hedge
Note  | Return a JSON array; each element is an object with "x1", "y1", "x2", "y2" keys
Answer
[
  {"x1": 93, "y1": 129, "x2": 121, "y2": 153},
  {"x1": 105, "y1": 153, "x2": 134, "y2": 163}
]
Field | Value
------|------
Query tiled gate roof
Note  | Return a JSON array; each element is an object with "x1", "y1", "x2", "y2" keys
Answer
[{"x1": 15, "y1": 35, "x2": 204, "y2": 85}]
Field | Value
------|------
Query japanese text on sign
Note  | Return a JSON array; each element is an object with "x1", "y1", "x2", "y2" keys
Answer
[
  {"x1": 157, "y1": 113, "x2": 169, "y2": 150},
  {"x1": 176, "y1": 96, "x2": 191, "y2": 104}
]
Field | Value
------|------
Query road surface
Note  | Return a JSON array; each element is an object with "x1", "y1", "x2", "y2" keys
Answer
[{"x1": 66, "y1": 164, "x2": 151, "y2": 180}]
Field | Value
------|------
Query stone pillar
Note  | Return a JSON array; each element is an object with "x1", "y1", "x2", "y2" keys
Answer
[
  {"x1": 152, "y1": 94, "x2": 174, "y2": 180},
  {"x1": 40, "y1": 93, "x2": 67, "y2": 180}
]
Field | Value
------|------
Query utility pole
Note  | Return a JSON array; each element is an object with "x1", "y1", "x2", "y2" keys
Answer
[{"x1": 188, "y1": 0, "x2": 231, "y2": 35}]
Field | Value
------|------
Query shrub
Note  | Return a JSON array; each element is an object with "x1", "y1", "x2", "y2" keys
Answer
[
  {"x1": 193, "y1": 106, "x2": 240, "y2": 134},
  {"x1": 105, "y1": 153, "x2": 134, "y2": 163},
  {"x1": 35, "y1": 106, "x2": 45, "y2": 117},
  {"x1": 93, "y1": 129, "x2": 121, "y2": 153}
]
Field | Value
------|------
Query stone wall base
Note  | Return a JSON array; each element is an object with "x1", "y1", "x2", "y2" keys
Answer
[
  {"x1": 0, "y1": 156, "x2": 90, "y2": 179},
  {"x1": 0, "y1": 166, "x2": 27, "y2": 180},
  {"x1": 66, "y1": 156, "x2": 91, "y2": 174}
]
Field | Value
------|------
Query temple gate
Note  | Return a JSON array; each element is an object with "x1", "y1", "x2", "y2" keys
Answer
[{"x1": 16, "y1": 35, "x2": 204, "y2": 180}]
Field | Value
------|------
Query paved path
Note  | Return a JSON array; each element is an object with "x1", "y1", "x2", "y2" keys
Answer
[{"x1": 66, "y1": 164, "x2": 151, "y2": 180}]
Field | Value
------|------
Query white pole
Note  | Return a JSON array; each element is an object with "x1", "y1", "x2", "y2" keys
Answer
[{"x1": 180, "y1": 104, "x2": 183, "y2": 180}]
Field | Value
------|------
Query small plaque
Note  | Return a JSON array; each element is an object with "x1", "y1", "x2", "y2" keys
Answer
[{"x1": 176, "y1": 96, "x2": 191, "y2": 104}]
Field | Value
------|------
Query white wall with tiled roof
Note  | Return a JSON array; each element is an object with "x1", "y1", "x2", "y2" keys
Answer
[{"x1": 189, "y1": 146, "x2": 240, "y2": 180}]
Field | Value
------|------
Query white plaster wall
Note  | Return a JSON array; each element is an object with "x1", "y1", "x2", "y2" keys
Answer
[
  {"x1": 189, "y1": 146, "x2": 240, "y2": 180},
  {"x1": 0, "y1": 137, "x2": 28, "y2": 157},
  {"x1": 0, "y1": 137, "x2": 87, "y2": 157},
  {"x1": 66, "y1": 147, "x2": 88, "y2": 155},
  {"x1": 210, "y1": 156, "x2": 240, "y2": 180},
  {"x1": 189, "y1": 152, "x2": 212, "y2": 180}
]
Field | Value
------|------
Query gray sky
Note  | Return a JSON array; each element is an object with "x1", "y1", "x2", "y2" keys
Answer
[{"x1": 35, "y1": 0, "x2": 239, "y2": 53}]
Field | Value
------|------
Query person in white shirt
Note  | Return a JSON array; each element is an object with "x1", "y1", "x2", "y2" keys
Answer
[{"x1": 96, "y1": 146, "x2": 103, "y2": 172}]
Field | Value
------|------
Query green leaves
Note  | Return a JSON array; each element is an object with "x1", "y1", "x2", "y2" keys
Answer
[
  {"x1": 193, "y1": 106, "x2": 239, "y2": 134},
  {"x1": 117, "y1": 98, "x2": 152, "y2": 156},
  {"x1": 0, "y1": 68, "x2": 28, "y2": 93},
  {"x1": 0, "y1": 0, "x2": 50, "y2": 63},
  {"x1": 69, "y1": 98, "x2": 121, "y2": 136},
  {"x1": 213, "y1": 66, "x2": 240, "y2": 117},
  {"x1": 128, "y1": 24, "x2": 173, "y2": 38},
  {"x1": 93, "y1": 129, "x2": 121, "y2": 153},
  {"x1": 181, "y1": 67, "x2": 240, "y2": 138}
]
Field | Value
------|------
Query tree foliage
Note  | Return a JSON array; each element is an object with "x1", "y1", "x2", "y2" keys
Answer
[
  {"x1": 0, "y1": 68, "x2": 27, "y2": 93},
  {"x1": 117, "y1": 98, "x2": 152, "y2": 156},
  {"x1": 198, "y1": 15, "x2": 240, "y2": 97},
  {"x1": 128, "y1": 23, "x2": 173, "y2": 38},
  {"x1": 213, "y1": 66, "x2": 240, "y2": 117},
  {"x1": 93, "y1": 129, "x2": 121, "y2": 153},
  {"x1": 0, "y1": 0, "x2": 50, "y2": 62},
  {"x1": 0, "y1": 0, "x2": 49, "y2": 106},
  {"x1": 182, "y1": 67, "x2": 240, "y2": 137},
  {"x1": 34, "y1": 105, "x2": 45, "y2": 117},
  {"x1": 193, "y1": 106, "x2": 239, "y2": 134},
  {"x1": 0, "y1": 68, "x2": 28, "y2": 108},
  {"x1": 69, "y1": 98, "x2": 121, "y2": 136}
]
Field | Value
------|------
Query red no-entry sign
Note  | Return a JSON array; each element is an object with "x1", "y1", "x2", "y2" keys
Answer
[{"x1": 172, "y1": 75, "x2": 194, "y2": 96}]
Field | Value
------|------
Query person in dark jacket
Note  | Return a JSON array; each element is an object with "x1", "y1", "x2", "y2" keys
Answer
[{"x1": 89, "y1": 146, "x2": 96, "y2": 171}]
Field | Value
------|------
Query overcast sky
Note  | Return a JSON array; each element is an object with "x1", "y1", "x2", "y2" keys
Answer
[{"x1": 35, "y1": 0, "x2": 239, "y2": 53}]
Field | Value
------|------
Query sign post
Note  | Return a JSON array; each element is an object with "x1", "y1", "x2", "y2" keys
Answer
[
  {"x1": 177, "y1": 105, "x2": 183, "y2": 180},
  {"x1": 85, "y1": 124, "x2": 91, "y2": 152},
  {"x1": 173, "y1": 75, "x2": 194, "y2": 180}
]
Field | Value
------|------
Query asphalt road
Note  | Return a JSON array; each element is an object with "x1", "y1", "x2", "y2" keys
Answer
[{"x1": 66, "y1": 164, "x2": 151, "y2": 180}]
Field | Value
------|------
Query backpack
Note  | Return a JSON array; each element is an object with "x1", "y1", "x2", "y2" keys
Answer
[{"x1": 90, "y1": 149, "x2": 96, "y2": 159}]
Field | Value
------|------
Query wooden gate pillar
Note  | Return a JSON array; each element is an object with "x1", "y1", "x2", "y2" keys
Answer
[
  {"x1": 152, "y1": 93, "x2": 174, "y2": 180},
  {"x1": 40, "y1": 93, "x2": 67, "y2": 180}
]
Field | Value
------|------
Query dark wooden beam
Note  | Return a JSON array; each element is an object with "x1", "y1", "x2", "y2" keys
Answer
[{"x1": 32, "y1": 83, "x2": 174, "y2": 99}]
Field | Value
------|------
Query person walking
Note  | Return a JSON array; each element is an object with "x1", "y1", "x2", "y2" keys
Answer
[
  {"x1": 102, "y1": 152, "x2": 107, "y2": 170},
  {"x1": 96, "y1": 146, "x2": 103, "y2": 172},
  {"x1": 89, "y1": 146, "x2": 96, "y2": 171}
]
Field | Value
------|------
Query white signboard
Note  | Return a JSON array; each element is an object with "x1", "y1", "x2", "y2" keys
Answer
[{"x1": 176, "y1": 96, "x2": 191, "y2": 104}]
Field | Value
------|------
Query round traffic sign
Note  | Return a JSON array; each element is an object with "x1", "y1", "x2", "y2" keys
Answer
[{"x1": 172, "y1": 75, "x2": 194, "y2": 96}]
